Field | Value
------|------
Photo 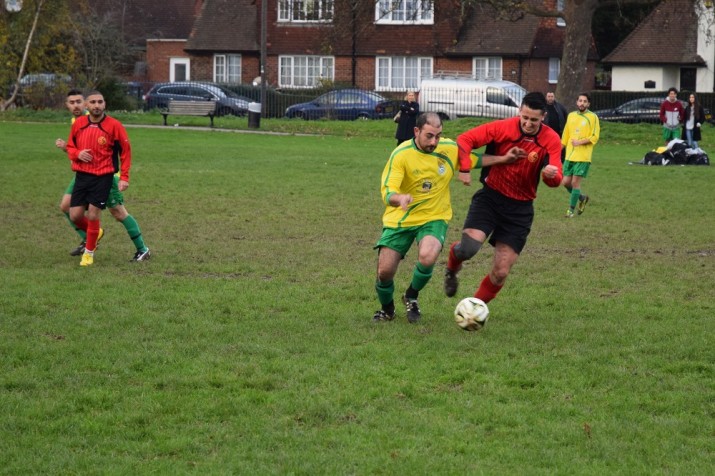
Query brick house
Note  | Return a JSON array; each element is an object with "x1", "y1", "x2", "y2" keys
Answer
[
  {"x1": 133, "y1": 0, "x2": 597, "y2": 94},
  {"x1": 602, "y1": 0, "x2": 715, "y2": 93}
]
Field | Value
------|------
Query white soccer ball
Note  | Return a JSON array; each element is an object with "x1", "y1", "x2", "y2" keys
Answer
[{"x1": 454, "y1": 297, "x2": 489, "y2": 331}]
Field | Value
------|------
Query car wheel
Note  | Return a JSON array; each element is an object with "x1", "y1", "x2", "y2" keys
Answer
[
  {"x1": 295, "y1": 111, "x2": 308, "y2": 120},
  {"x1": 357, "y1": 114, "x2": 370, "y2": 121}
]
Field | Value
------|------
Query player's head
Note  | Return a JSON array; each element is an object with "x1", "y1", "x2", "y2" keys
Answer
[
  {"x1": 546, "y1": 92, "x2": 555, "y2": 104},
  {"x1": 85, "y1": 90, "x2": 106, "y2": 119},
  {"x1": 518, "y1": 92, "x2": 547, "y2": 136},
  {"x1": 576, "y1": 93, "x2": 591, "y2": 112},
  {"x1": 65, "y1": 89, "x2": 85, "y2": 117},
  {"x1": 414, "y1": 112, "x2": 442, "y2": 153}
]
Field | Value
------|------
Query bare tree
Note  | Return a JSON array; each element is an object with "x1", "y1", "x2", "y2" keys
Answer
[{"x1": 1, "y1": 0, "x2": 44, "y2": 111}]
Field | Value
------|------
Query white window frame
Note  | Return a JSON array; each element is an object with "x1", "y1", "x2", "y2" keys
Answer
[
  {"x1": 556, "y1": 0, "x2": 565, "y2": 26},
  {"x1": 375, "y1": 0, "x2": 434, "y2": 25},
  {"x1": 472, "y1": 57, "x2": 502, "y2": 80},
  {"x1": 214, "y1": 54, "x2": 242, "y2": 83},
  {"x1": 548, "y1": 58, "x2": 560, "y2": 84},
  {"x1": 278, "y1": 0, "x2": 334, "y2": 23},
  {"x1": 278, "y1": 55, "x2": 335, "y2": 88},
  {"x1": 375, "y1": 56, "x2": 432, "y2": 92},
  {"x1": 170, "y1": 57, "x2": 190, "y2": 82}
]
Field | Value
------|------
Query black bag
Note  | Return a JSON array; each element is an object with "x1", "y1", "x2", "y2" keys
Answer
[{"x1": 642, "y1": 151, "x2": 666, "y2": 165}]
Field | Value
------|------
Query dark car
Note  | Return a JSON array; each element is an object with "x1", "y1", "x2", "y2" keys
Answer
[
  {"x1": 143, "y1": 82, "x2": 252, "y2": 116},
  {"x1": 594, "y1": 97, "x2": 712, "y2": 124},
  {"x1": 285, "y1": 89, "x2": 398, "y2": 120}
]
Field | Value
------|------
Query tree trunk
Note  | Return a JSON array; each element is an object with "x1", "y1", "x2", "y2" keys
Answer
[
  {"x1": 555, "y1": 0, "x2": 599, "y2": 111},
  {"x1": 0, "y1": 0, "x2": 45, "y2": 111}
]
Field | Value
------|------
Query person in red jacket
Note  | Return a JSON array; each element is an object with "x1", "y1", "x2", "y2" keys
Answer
[
  {"x1": 66, "y1": 91, "x2": 132, "y2": 267},
  {"x1": 444, "y1": 92, "x2": 563, "y2": 304},
  {"x1": 659, "y1": 87, "x2": 684, "y2": 146}
]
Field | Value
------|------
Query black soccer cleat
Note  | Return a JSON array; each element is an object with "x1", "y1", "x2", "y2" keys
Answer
[
  {"x1": 372, "y1": 309, "x2": 395, "y2": 322},
  {"x1": 402, "y1": 294, "x2": 422, "y2": 323},
  {"x1": 70, "y1": 240, "x2": 86, "y2": 256},
  {"x1": 131, "y1": 249, "x2": 151, "y2": 262},
  {"x1": 444, "y1": 269, "x2": 459, "y2": 297}
]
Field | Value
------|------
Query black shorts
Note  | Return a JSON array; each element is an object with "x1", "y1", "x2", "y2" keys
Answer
[
  {"x1": 462, "y1": 186, "x2": 534, "y2": 254},
  {"x1": 70, "y1": 172, "x2": 115, "y2": 210}
]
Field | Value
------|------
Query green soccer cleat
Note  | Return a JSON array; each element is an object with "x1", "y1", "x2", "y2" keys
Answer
[{"x1": 565, "y1": 209, "x2": 575, "y2": 218}]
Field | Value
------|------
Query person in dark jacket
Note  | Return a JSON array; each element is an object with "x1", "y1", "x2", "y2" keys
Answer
[
  {"x1": 394, "y1": 91, "x2": 420, "y2": 146},
  {"x1": 682, "y1": 93, "x2": 706, "y2": 149},
  {"x1": 544, "y1": 92, "x2": 568, "y2": 162}
]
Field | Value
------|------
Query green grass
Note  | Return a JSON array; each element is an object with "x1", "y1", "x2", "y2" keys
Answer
[{"x1": 0, "y1": 116, "x2": 714, "y2": 474}]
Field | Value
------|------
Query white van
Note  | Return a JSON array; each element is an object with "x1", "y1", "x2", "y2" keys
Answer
[{"x1": 419, "y1": 77, "x2": 527, "y2": 121}]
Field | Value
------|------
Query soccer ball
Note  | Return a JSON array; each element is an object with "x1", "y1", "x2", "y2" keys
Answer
[{"x1": 454, "y1": 297, "x2": 489, "y2": 331}]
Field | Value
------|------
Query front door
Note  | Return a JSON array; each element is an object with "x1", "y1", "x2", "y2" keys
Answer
[{"x1": 680, "y1": 68, "x2": 696, "y2": 91}]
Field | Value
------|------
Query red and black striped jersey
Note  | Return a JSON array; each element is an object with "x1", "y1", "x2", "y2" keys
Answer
[
  {"x1": 457, "y1": 117, "x2": 563, "y2": 201},
  {"x1": 66, "y1": 114, "x2": 132, "y2": 182}
]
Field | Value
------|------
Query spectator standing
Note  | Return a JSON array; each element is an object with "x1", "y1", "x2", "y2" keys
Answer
[
  {"x1": 394, "y1": 91, "x2": 420, "y2": 147},
  {"x1": 659, "y1": 87, "x2": 684, "y2": 145},
  {"x1": 544, "y1": 92, "x2": 568, "y2": 137},
  {"x1": 683, "y1": 93, "x2": 705, "y2": 149},
  {"x1": 561, "y1": 93, "x2": 600, "y2": 218}
]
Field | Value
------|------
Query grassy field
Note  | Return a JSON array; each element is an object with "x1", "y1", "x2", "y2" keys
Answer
[{"x1": 0, "y1": 115, "x2": 714, "y2": 474}]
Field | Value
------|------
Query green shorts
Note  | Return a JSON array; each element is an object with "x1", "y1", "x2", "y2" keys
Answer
[
  {"x1": 662, "y1": 127, "x2": 681, "y2": 142},
  {"x1": 374, "y1": 220, "x2": 448, "y2": 257},
  {"x1": 65, "y1": 175, "x2": 124, "y2": 208},
  {"x1": 563, "y1": 160, "x2": 590, "y2": 178}
]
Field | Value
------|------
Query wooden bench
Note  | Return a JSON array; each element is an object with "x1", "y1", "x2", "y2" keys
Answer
[{"x1": 162, "y1": 99, "x2": 217, "y2": 127}]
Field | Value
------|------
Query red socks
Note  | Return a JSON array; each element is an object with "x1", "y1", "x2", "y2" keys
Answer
[
  {"x1": 85, "y1": 219, "x2": 100, "y2": 252},
  {"x1": 475, "y1": 274, "x2": 503, "y2": 303},
  {"x1": 446, "y1": 241, "x2": 462, "y2": 272}
]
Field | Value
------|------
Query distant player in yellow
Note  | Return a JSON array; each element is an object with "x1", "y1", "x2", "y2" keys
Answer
[
  {"x1": 561, "y1": 93, "x2": 600, "y2": 218},
  {"x1": 372, "y1": 112, "x2": 522, "y2": 323}
]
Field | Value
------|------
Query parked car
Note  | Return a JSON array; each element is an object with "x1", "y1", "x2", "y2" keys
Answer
[
  {"x1": 19, "y1": 73, "x2": 72, "y2": 87},
  {"x1": 143, "y1": 82, "x2": 252, "y2": 116},
  {"x1": 419, "y1": 77, "x2": 527, "y2": 121},
  {"x1": 593, "y1": 97, "x2": 713, "y2": 124},
  {"x1": 285, "y1": 89, "x2": 398, "y2": 120}
]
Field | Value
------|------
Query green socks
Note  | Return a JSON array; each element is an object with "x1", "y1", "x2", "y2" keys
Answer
[{"x1": 121, "y1": 214, "x2": 148, "y2": 252}]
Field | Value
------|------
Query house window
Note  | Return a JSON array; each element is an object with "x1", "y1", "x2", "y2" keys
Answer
[
  {"x1": 548, "y1": 58, "x2": 560, "y2": 83},
  {"x1": 556, "y1": 0, "x2": 565, "y2": 26},
  {"x1": 278, "y1": 0, "x2": 334, "y2": 22},
  {"x1": 170, "y1": 58, "x2": 190, "y2": 82},
  {"x1": 214, "y1": 54, "x2": 242, "y2": 83},
  {"x1": 376, "y1": 56, "x2": 432, "y2": 91},
  {"x1": 375, "y1": 0, "x2": 434, "y2": 24},
  {"x1": 473, "y1": 57, "x2": 502, "y2": 80},
  {"x1": 279, "y1": 55, "x2": 334, "y2": 87}
]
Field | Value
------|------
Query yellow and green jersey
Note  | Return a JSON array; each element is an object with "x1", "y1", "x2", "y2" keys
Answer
[
  {"x1": 562, "y1": 110, "x2": 600, "y2": 163},
  {"x1": 380, "y1": 138, "x2": 478, "y2": 228}
]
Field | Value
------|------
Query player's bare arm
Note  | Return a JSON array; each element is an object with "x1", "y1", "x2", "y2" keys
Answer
[
  {"x1": 542, "y1": 164, "x2": 559, "y2": 179},
  {"x1": 389, "y1": 193, "x2": 413, "y2": 211}
]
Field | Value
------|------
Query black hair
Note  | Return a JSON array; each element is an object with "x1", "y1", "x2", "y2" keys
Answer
[
  {"x1": 579, "y1": 92, "x2": 591, "y2": 103},
  {"x1": 668, "y1": 87, "x2": 678, "y2": 95},
  {"x1": 521, "y1": 92, "x2": 547, "y2": 112},
  {"x1": 67, "y1": 89, "x2": 84, "y2": 97}
]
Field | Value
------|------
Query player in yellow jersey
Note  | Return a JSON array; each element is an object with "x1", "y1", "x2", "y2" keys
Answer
[{"x1": 372, "y1": 112, "x2": 523, "y2": 323}]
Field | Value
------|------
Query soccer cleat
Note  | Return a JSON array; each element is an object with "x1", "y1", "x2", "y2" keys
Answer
[
  {"x1": 131, "y1": 249, "x2": 151, "y2": 262},
  {"x1": 372, "y1": 309, "x2": 395, "y2": 322},
  {"x1": 402, "y1": 294, "x2": 422, "y2": 323},
  {"x1": 577, "y1": 194, "x2": 590, "y2": 215},
  {"x1": 565, "y1": 209, "x2": 575, "y2": 218},
  {"x1": 444, "y1": 269, "x2": 459, "y2": 297},
  {"x1": 79, "y1": 252, "x2": 94, "y2": 267},
  {"x1": 70, "y1": 240, "x2": 86, "y2": 256}
]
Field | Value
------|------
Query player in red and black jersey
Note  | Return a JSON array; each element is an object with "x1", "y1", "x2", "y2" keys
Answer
[
  {"x1": 66, "y1": 91, "x2": 132, "y2": 266},
  {"x1": 444, "y1": 92, "x2": 563, "y2": 304}
]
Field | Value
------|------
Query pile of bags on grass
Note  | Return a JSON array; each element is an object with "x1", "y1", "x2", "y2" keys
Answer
[{"x1": 637, "y1": 139, "x2": 709, "y2": 166}]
